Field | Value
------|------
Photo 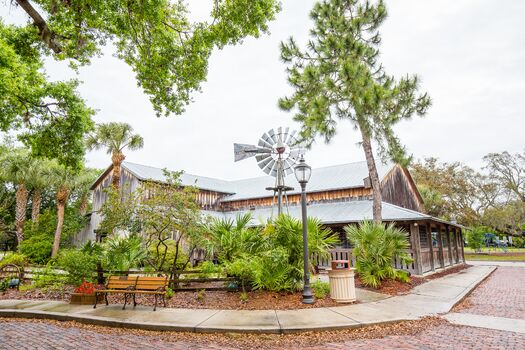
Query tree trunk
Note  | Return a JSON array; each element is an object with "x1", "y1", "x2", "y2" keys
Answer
[
  {"x1": 361, "y1": 132, "x2": 382, "y2": 223},
  {"x1": 15, "y1": 183, "x2": 29, "y2": 245},
  {"x1": 111, "y1": 152, "x2": 125, "y2": 188},
  {"x1": 31, "y1": 188, "x2": 42, "y2": 223},
  {"x1": 79, "y1": 192, "x2": 88, "y2": 216},
  {"x1": 51, "y1": 187, "x2": 70, "y2": 258}
]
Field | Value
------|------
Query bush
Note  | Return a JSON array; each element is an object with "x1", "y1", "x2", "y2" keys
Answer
[
  {"x1": 466, "y1": 227, "x2": 485, "y2": 252},
  {"x1": 102, "y1": 234, "x2": 147, "y2": 272},
  {"x1": 146, "y1": 239, "x2": 189, "y2": 273},
  {"x1": 0, "y1": 278, "x2": 9, "y2": 292},
  {"x1": 32, "y1": 265, "x2": 67, "y2": 290},
  {"x1": 18, "y1": 234, "x2": 53, "y2": 264},
  {"x1": 311, "y1": 280, "x2": 330, "y2": 299},
  {"x1": 513, "y1": 237, "x2": 525, "y2": 248},
  {"x1": 57, "y1": 249, "x2": 97, "y2": 285},
  {"x1": 0, "y1": 252, "x2": 29, "y2": 268},
  {"x1": 24, "y1": 208, "x2": 86, "y2": 244},
  {"x1": 345, "y1": 221, "x2": 413, "y2": 288},
  {"x1": 219, "y1": 214, "x2": 339, "y2": 292}
]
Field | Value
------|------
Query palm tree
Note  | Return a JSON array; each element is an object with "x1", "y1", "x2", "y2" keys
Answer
[
  {"x1": 27, "y1": 158, "x2": 53, "y2": 224},
  {"x1": 74, "y1": 168, "x2": 101, "y2": 216},
  {"x1": 0, "y1": 149, "x2": 34, "y2": 244},
  {"x1": 86, "y1": 122, "x2": 144, "y2": 188}
]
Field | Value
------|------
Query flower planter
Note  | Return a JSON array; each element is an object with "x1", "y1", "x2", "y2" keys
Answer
[{"x1": 70, "y1": 293, "x2": 99, "y2": 305}]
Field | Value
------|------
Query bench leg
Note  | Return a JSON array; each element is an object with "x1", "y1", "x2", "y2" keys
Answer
[
  {"x1": 133, "y1": 293, "x2": 137, "y2": 307},
  {"x1": 154, "y1": 294, "x2": 157, "y2": 311},
  {"x1": 105, "y1": 293, "x2": 109, "y2": 306},
  {"x1": 123, "y1": 293, "x2": 128, "y2": 310},
  {"x1": 163, "y1": 294, "x2": 166, "y2": 308},
  {"x1": 93, "y1": 293, "x2": 98, "y2": 309}
]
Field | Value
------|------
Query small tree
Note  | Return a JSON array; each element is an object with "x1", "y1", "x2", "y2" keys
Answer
[
  {"x1": 466, "y1": 227, "x2": 486, "y2": 253},
  {"x1": 345, "y1": 221, "x2": 412, "y2": 288}
]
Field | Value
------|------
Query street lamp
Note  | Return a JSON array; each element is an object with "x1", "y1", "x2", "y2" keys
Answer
[{"x1": 294, "y1": 155, "x2": 314, "y2": 304}]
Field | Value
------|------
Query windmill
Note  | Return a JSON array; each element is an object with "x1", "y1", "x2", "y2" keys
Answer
[{"x1": 234, "y1": 127, "x2": 304, "y2": 215}]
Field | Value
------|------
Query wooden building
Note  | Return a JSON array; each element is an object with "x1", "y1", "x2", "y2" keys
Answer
[{"x1": 79, "y1": 161, "x2": 465, "y2": 276}]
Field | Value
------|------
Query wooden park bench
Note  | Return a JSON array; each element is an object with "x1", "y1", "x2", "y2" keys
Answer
[
  {"x1": 94, "y1": 275, "x2": 168, "y2": 311},
  {"x1": 129, "y1": 276, "x2": 169, "y2": 311},
  {"x1": 94, "y1": 275, "x2": 138, "y2": 310}
]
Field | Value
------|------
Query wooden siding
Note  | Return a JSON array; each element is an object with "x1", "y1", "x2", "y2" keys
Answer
[
  {"x1": 220, "y1": 187, "x2": 372, "y2": 211},
  {"x1": 381, "y1": 165, "x2": 425, "y2": 212}
]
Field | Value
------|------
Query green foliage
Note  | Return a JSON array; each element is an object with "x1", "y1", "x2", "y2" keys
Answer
[
  {"x1": 196, "y1": 289, "x2": 206, "y2": 302},
  {"x1": 146, "y1": 240, "x2": 189, "y2": 273},
  {"x1": 0, "y1": 252, "x2": 28, "y2": 268},
  {"x1": 24, "y1": 208, "x2": 86, "y2": 243},
  {"x1": 311, "y1": 280, "x2": 330, "y2": 299},
  {"x1": 466, "y1": 227, "x2": 486, "y2": 252},
  {"x1": 0, "y1": 278, "x2": 9, "y2": 292},
  {"x1": 215, "y1": 214, "x2": 338, "y2": 292},
  {"x1": 18, "y1": 234, "x2": 53, "y2": 264},
  {"x1": 513, "y1": 237, "x2": 525, "y2": 248},
  {"x1": 165, "y1": 287, "x2": 175, "y2": 299},
  {"x1": 32, "y1": 265, "x2": 67, "y2": 290},
  {"x1": 239, "y1": 292, "x2": 248, "y2": 302},
  {"x1": 345, "y1": 221, "x2": 413, "y2": 288},
  {"x1": 56, "y1": 249, "x2": 97, "y2": 285},
  {"x1": 86, "y1": 122, "x2": 144, "y2": 156},
  {"x1": 0, "y1": 22, "x2": 94, "y2": 168},
  {"x1": 2, "y1": 1, "x2": 280, "y2": 118},
  {"x1": 102, "y1": 234, "x2": 147, "y2": 272},
  {"x1": 279, "y1": 0, "x2": 430, "y2": 164}
]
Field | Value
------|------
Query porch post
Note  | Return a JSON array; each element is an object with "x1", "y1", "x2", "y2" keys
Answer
[
  {"x1": 410, "y1": 222, "x2": 423, "y2": 275},
  {"x1": 454, "y1": 227, "x2": 459, "y2": 264},
  {"x1": 459, "y1": 229, "x2": 466, "y2": 262},
  {"x1": 446, "y1": 225, "x2": 453, "y2": 266},
  {"x1": 437, "y1": 225, "x2": 445, "y2": 268},
  {"x1": 426, "y1": 222, "x2": 435, "y2": 272}
]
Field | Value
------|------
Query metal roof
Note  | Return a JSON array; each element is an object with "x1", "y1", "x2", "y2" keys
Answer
[
  {"x1": 119, "y1": 160, "x2": 393, "y2": 200},
  {"x1": 122, "y1": 162, "x2": 234, "y2": 194},
  {"x1": 204, "y1": 200, "x2": 430, "y2": 226}
]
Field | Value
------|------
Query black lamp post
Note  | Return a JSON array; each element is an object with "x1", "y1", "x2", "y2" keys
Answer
[{"x1": 294, "y1": 155, "x2": 314, "y2": 304}]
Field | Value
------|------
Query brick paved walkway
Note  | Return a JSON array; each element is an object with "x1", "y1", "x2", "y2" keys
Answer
[
  {"x1": 0, "y1": 267, "x2": 523, "y2": 349},
  {"x1": 455, "y1": 266, "x2": 525, "y2": 319}
]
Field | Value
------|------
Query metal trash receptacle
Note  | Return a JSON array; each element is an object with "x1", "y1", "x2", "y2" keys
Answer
[{"x1": 327, "y1": 260, "x2": 356, "y2": 303}]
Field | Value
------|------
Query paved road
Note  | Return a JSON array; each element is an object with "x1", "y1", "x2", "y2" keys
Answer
[{"x1": 1, "y1": 267, "x2": 524, "y2": 350}]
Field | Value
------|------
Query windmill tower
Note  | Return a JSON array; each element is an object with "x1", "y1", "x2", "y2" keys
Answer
[{"x1": 234, "y1": 127, "x2": 304, "y2": 215}]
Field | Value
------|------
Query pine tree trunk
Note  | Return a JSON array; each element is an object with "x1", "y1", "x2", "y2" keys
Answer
[
  {"x1": 111, "y1": 152, "x2": 125, "y2": 188},
  {"x1": 31, "y1": 188, "x2": 42, "y2": 223},
  {"x1": 15, "y1": 183, "x2": 29, "y2": 245},
  {"x1": 51, "y1": 187, "x2": 69, "y2": 258},
  {"x1": 361, "y1": 132, "x2": 382, "y2": 223}
]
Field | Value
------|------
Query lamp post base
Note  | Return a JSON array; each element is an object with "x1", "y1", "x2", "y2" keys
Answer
[{"x1": 302, "y1": 287, "x2": 315, "y2": 304}]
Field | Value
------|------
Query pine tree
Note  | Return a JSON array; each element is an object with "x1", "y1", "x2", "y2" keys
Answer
[{"x1": 279, "y1": 0, "x2": 431, "y2": 222}]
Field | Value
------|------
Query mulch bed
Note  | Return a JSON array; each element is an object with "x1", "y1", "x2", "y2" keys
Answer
[
  {"x1": 0, "y1": 316, "x2": 448, "y2": 349},
  {"x1": 0, "y1": 263, "x2": 471, "y2": 309}
]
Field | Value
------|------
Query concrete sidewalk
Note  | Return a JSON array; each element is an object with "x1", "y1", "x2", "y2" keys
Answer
[{"x1": 0, "y1": 265, "x2": 496, "y2": 334}]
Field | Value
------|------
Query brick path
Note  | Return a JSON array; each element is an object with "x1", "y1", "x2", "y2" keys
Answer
[
  {"x1": 0, "y1": 267, "x2": 523, "y2": 350},
  {"x1": 455, "y1": 266, "x2": 525, "y2": 319}
]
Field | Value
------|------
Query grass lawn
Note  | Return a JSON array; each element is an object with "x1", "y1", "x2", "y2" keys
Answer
[
  {"x1": 464, "y1": 247, "x2": 525, "y2": 254},
  {"x1": 465, "y1": 253, "x2": 525, "y2": 262}
]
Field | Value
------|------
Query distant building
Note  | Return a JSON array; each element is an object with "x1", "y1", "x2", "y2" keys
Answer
[{"x1": 80, "y1": 161, "x2": 465, "y2": 276}]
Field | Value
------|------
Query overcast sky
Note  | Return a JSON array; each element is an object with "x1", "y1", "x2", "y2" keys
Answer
[{"x1": 2, "y1": 0, "x2": 524, "y2": 180}]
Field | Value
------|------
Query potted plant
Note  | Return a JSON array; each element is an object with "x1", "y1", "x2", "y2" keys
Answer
[{"x1": 70, "y1": 281, "x2": 101, "y2": 305}]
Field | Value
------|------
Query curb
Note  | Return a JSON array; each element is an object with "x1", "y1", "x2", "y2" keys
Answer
[{"x1": 0, "y1": 266, "x2": 497, "y2": 334}]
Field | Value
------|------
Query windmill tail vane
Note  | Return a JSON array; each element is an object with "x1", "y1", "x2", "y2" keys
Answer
[{"x1": 233, "y1": 127, "x2": 305, "y2": 216}]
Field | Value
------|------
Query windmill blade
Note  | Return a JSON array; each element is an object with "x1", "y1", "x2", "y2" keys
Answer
[
  {"x1": 267, "y1": 128, "x2": 279, "y2": 144},
  {"x1": 281, "y1": 127, "x2": 290, "y2": 144},
  {"x1": 256, "y1": 153, "x2": 272, "y2": 163},
  {"x1": 257, "y1": 156, "x2": 273, "y2": 171},
  {"x1": 259, "y1": 133, "x2": 275, "y2": 148},
  {"x1": 234, "y1": 143, "x2": 272, "y2": 162},
  {"x1": 261, "y1": 159, "x2": 276, "y2": 175}
]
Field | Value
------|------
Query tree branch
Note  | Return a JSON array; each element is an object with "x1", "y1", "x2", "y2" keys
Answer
[{"x1": 15, "y1": 0, "x2": 62, "y2": 54}]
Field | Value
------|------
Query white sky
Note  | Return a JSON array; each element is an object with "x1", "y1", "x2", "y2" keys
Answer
[{"x1": 2, "y1": 0, "x2": 524, "y2": 179}]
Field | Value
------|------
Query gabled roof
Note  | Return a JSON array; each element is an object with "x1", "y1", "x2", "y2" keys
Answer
[{"x1": 91, "y1": 160, "x2": 394, "y2": 199}]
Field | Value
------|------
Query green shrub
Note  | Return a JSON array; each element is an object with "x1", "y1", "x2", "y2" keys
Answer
[
  {"x1": 18, "y1": 234, "x2": 53, "y2": 264},
  {"x1": 513, "y1": 237, "x2": 525, "y2": 248},
  {"x1": 32, "y1": 265, "x2": 67, "y2": 289},
  {"x1": 165, "y1": 287, "x2": 175, "y2": 299},
  {"x1": 217, "y1": 214, "x2": 338, "y2": 293},
  {"x1": 102, "y1": 234, "x2": 147, "y2": 272},
  {"x1": 0, "y1": 278, "x2": 9, "y2": 292},
  {"x1": 57, "y1": 249, "x2": 97, "y2": 285},
  {"x1": 311, "y1": 280, "x2": 330, "y2": 299},
  {"x1": 24, "y1": 208, "x2": 86, "y2": 244},
  {"x1": 466, "y1": 227, "x2": 485, "y2": 252},
  {"x1": 0, "y1": 252, "x2": 29, "y2": 268},
  {"x1": 345, "y1": 221, "x2": 413, "y2": 288},
  {"x1": 146, "y1": 239, "x2": 189, "y2": 273}
]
